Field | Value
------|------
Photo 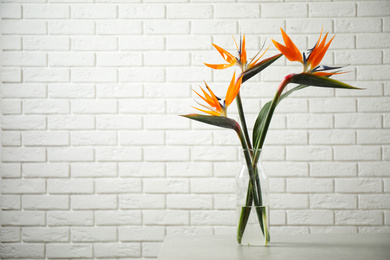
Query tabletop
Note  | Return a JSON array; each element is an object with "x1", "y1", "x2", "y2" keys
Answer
[{"x1": 157, "y1": 233, "x2": 390, "y2": 260}]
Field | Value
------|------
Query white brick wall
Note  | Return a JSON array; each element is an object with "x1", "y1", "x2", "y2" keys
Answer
[{"x1": 1, "y1": 0, "x2": 389, "y2": 258}]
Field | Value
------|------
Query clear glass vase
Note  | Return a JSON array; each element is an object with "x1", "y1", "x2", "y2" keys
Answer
[{"x1": 236, "y1": 149, "x2": 270, "y2": 246}]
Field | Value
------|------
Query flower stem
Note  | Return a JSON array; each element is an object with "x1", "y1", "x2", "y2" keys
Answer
[{"x1": 236, "y1": 92, "x2": 252, "y2": 152}]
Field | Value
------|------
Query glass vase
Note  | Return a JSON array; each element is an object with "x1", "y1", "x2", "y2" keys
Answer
[{"x1": 236, "y1": 149, "x2": 270, "y2": 246}]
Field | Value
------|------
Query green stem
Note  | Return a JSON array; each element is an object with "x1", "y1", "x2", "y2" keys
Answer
[
  {"x1": 253, "y1": 74, "x2": 293, "y2": 165},
  {"x1": 236, "y1": 92, "x2": 252, "y2": 153}
]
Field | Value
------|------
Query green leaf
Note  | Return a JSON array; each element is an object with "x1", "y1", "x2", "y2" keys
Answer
[
  {"x1": 181, "y1": 114, "x2": 240, "y2": 132},
  {"x1": 252, "y1": 84, "x2": 308, "y2": 147},
  {"x1": 290, "y1": 73, "x2": 361, "y2": 90},
  {"x1": 242, "y1": 53, "x2": 283, "y2": 83}
]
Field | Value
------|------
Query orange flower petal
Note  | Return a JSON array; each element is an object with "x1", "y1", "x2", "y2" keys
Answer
[
  {"x1": 280, "y1": 28, "x2": 302, "y2": 62},
  {"x1": 212, "y1": 44, "x2": 236, "y2": 64},
  {"x1": 204, "y1": 63, "x2": 235, "y2": 70},
  {"x1": 240, "y1": 35, "x2": 247, "y2": 65},
  {"x1": 310, "y1": 35, "x2": 335, "y2": 70}
]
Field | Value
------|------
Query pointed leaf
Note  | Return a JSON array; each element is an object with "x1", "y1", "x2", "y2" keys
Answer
[
  {"x1": 242, "y1": 53, "x2": 283, "y2": 83},
  {"x1": 252, "y1": 84, "x2": 308, "y2": 147},
  {"x1": 181, "y1": 114, "x2": 240, "y2": 132},
  {"x1": 291, "y1": 73, "x2": 361, "y2": 90}
]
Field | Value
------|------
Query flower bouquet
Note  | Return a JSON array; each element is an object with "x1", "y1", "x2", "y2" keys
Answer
[{"x1": 182, "y1": 28, "x2": 360, "y2": 246}]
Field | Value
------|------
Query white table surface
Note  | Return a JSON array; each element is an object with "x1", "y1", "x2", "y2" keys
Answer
[{"x1": 157, "y1": 233, "x2": 390, "y2": 260}]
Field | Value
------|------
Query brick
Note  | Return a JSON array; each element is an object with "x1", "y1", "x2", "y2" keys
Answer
[
  {"x1": 167, "y1": 35, "x2": 211, "y2": 50},
  {"x1": 49, "y1": 20, "x2": 95, "y2": 35},
  {"x1": 358, "y1": 129, "x2": 390, "y2": 144},
  {"x1": 72, "y1": 68, "x2": 117, "y2": 83},
  {"x1": 335, "y1": 50, "x2": 382, "y2": 65},
  {"x1": 359, "y1": 162, "x2": 390, "y2": 177},
  {"x1": 2, "y1": 147, "x2": 46, "y2": 162},
  {"x1": 287, "y1": 178, "x2": 333, "y2": 193},
  {"x1": 287, "y1": 114, "x2": 333, "y2": 129},
  {"x1": 119, "y1": 99, "x2": 164, "y2": 114},
  {"x1": 335, "y1": 18, "x2": 381, "y2": 34},
  {"x1": 2, "y1": 20, "x2": 47, "y2": 35},
  {"x1": 287, "y1": 210, "x2": 333, "y2": 225},
  {"x1": 144, "y1": 115, "x2": 190, "y2": 130},
  {"x1": 262, "y1": 162, "x2": 308, "y2": 177},
  {"x1": 0, "y1": 244, "x2": 44, "y2": 258},
  {"x1": 335, "y1": 210, "x2": 382, "y2": 225},
  {"x1": 1, "y1": 52, "x2": 46, "y2": 67},
  {"x1": 48, "y1": 179, "x2": 94, "y2": 194},
  {"x1": 119, "y1": 36, "x2": 164, "y2": 50},
  {"x1": 1, "y1": 4, "x2": 21, "y2": 18},
  {"x1": 71, "y1": 227, "x2": 117, "y2": 242},
  {"x1": 119, "y1": 4, "x2": 164, "y2": 18},
  {"x1": 191, "y1": 178, "x2": 235, "y2": 193},
  {"x1": 97, "y1": 52, "x2": 142, "y2": 66},
  {"x1": 119, "y1": 226, "x2": 165, "y2": 241},
  {"x1": 24, "y1": 68, "x2": 69, "y2": 83},
  {"x1": 287, "y1": 20, "x2": 333, "y2": 33},
  {"x1": 49, "y1": 52, "x2": 95, "y2": 67},
  {"x1": 96, "y1": 147, "x2": 141, "y2": 161},
  {"x1": 358, "y1": 65, "x2": 390, "y2": 81},
  {"x1": 119, "y1": 130, "x2": 164, "y2": 145},
  {"x1": 191, "y1": 210, "x2": 235, "y2": 225},
  {"x1": 71, "y1": 4, "x2": 116, "y2": 18},
  {"x1": 96, "y1": 115, "x2": 142, "y2": 130},
  {"x1": 270, "y1": 194, "x2": 308, "y2": 209},
  {"x1": 97, "y1": 20, "x2": 142, "y2": 35},
  {"x1": 96, "y1": 178, "x2": 141, "y2": 193},
  {"x1": 1, "y1": 195, "x2": 21, "y2": 210},
  {"x1": 336, "y1": 178, "x2": 382, "y2": 193},
  {"x1": 97, "y1": 83, "x2": 142, "y2": 98},
  {"x1": 265, "y1": 130, "x2": 307, "y2": 145},
  {"x1": 2, "y1": 36, "x2": 21, "y2": 50},
  {"x1": 23, "y1": 163, "x2": 69, "y2": 178},
  {"x1": 309, "y1": 130, "x2": 355, "y2": 145},
  {"x1": 95, "y1": 210, "x2": 141, "y2": 225},
  {"x1": 72, "y1": 195, "x2": 117, "y2": 210},
  {"x1": 145, "y1": 20, "x2": 189, "y2": 34},
  {"x1": 263, "y1": 3, "x2": 306, "y2": 18},
  {"x1": 71, "y1": 162, "x2": 117, "y2": 177},
  {"x1": 335, "y1": 113, "x2": 382, "y2": 128},
  {"x1": 143, "y1": 210, "x2": 189, "y2": 225},
  {"x1": 119, "y1": 68, "x2": 164, "y2": 82},
  {"x1": 357, "y1": 33, "x2": 390, "y2": 49},
  {"x1": 22, "y1": 227, "x2": 68, "y2": 242},
  {"x1": 0, "y1": 227, "x2": 21, "y2": 242},
  {"x1": 48, "y1": 147, "x2": 94, "y2": 162},
  {"x1": 48, "y1": 211, "x2": 93, "y2": 226},
  {"x1": 71, "y1": 131, "x2": 116, "y2": 146},
  {"x1": 144, "y1": 51, "x2": 190, "y2": 66},
  {"x1": 72, "y1": 36, "x2": 117, "y2": 51},
  {"x1": 358, "y1": 1, "x2": 390, "y2": 16},
  {"x1": 71, "y1": 99, "x2": 117, "y2": 114},
  {"x1": 191, "y1": 146, "x2": 236, "y2": 161},
  {"x1": 23, "y1": 100, "x2": 69, "y2": 114},
  {"x1": 23, "y1": 195, "x2": 68, "y2": 210},
  {"x1": 191, "y1": 20, "x2": 236, "y2": 34},
  {"x1": 144, "y1": 179, "x2": 189, "y2": 193},
  {"x1": 48, "y1": 115, "x2": 95, "y2": 130},
  {"x1": 310, "y1": 194, "x2": 357, "y2": 209},
  {"x1": 358, "y1": 97, "x2": 390, "y2": 112},
  {"x1": 1, "y1": 211, "x2": 45, "y2": 226},
  {"x1": 24, "y1": 4, "x2": 69, "y2": 18},
  {"x1": 310, "y1": 162, "x2": 357, "y2": 177},
  {"x1": 1, "y1": 163, "x2": 21, "y2": 178},
  {"x1": 46, "y1": 244, "x2": 92, "y2": 258},
  {"x1": 214, "y1": 194, "x2": 235, "y2": 209},
  {"x1": 216, "y1": 4, "x2": 259, "y2": 18},
  {"x1": 24, "y1": 36, "x2": 70, "y2": 51},
  {"x1": 119, "y1": 162, "x2": 164, "y2": 177},
  {"x1": 334, "y1": 146, "x2": 381, "y2": 161},
  {"x1": 166, "y1": 130, "x2": 212, "y2": 145},
  {"x1": 94, "y1": 243, "x2": 140, "y2": 258},
  {"x1": 1, "y1": 100, "x2": 21, "y2": 115},
  {"x1": 144, "y1": 146, "x2": 189, "y2": 161},
  {"x1": 359, "y1": 194, "x2": 390, "y2": 209},
  {"x1": 49, "y1": 84, "x2": 95, "y2": 98},
  {"x1": 167, "y1": 4, "x2": 212, "y2": 18},
  {"x1": 309, "y1": 2, "x2": 355, "y2": 17},
  {"x1": 310, "y1": 226, "x2": 357, "y2": 234},
  {"x1": 1, "y1": 68, "x2": 21, "y2": 82},
  {"x1": 286, "y1": 146, "x2": 332, "y2": 161},
  {"x1": 119, "y1": 194, "x2": 165, "y2": 209}
]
